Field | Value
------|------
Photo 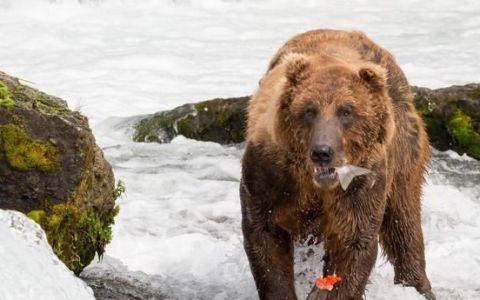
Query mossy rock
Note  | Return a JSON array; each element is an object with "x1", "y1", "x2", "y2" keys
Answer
[
  {"x1": 0, "y1": 70, "x2": 119, "y2": 273},
  {"x1": 132, "y1": 84, "x2": 480, "y2": 160},
  {"x1": 133, "y1": 96, "x2": 249, "y2": 144},
  {"x1": 412, "y1": 84, "x2": 480, "y2": 159}
]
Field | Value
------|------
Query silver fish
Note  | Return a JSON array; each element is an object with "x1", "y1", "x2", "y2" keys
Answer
[{"x1": 336, "y1": 165, "x2": 372, "y2": 190}]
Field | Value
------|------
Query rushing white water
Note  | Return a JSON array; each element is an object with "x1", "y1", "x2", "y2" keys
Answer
[{"x1": 0, "y1": 1, "x2": 479, "y2": 299}]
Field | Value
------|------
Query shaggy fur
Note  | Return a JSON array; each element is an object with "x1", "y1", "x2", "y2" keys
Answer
[{"x1": 241, "y1": 29, "x2": 435, "y2": 300}]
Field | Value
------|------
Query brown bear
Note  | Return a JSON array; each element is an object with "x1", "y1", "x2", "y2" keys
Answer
[{"x1": 240, "y1": 29, "x2": 435, "y2": 300}]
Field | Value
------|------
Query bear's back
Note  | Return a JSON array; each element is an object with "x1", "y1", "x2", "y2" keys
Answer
[{"x1": 267, "y1": 29, "x2": 413, "y2": 109}]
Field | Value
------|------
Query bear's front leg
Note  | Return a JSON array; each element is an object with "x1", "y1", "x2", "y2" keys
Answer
[
  {"x1": 321, "y1": 235, "x2": 379, "y2": 300},
  {"x1": 311, "y1": 171, "x2": 387, "y2": 300},
  {"x1": 242, "y1": 211, "x2": 297, "y2": 300},
  {"x1": 241, "y1": 179, "x2": 297, "y2": 299}
]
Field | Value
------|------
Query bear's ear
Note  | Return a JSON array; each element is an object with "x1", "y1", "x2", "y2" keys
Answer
[
  {"x1": 284, "y1": 54, "x2": 311, "y2": 87},
  {"x1": 358, "y1": 64, "x2": 387, "y2": 91}
]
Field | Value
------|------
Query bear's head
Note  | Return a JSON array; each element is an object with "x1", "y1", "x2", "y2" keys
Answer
[{"x1": 276, "y1": 54, "x2": 395, "y2": 190}]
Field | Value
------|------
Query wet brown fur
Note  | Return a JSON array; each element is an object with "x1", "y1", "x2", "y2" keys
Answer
[{"x1": 241, "y1": 30, "x2": 434, "y2": 300}]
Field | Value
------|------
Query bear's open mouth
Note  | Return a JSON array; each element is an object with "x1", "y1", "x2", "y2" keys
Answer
[{"x1": 313, "y1": 167, "x2": 337, "y2": 180}]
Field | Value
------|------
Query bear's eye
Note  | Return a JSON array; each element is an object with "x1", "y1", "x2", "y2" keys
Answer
[
  {"x1": 303, "y1": 105, "x2": 317, "y2": 122},
  {"x1": 338, "y1": 105, "x2": 354, "y2": 122}
]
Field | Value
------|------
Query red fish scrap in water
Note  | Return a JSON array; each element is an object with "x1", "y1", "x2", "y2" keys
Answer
[{"x1": 315, "y1": 275, "x2": 342, "y2": 291}]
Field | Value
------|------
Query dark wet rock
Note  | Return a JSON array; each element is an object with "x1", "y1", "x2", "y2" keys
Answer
[
  {"x1": 133, "y1": 96, "x2": 249, "y2": 144},
  {"x1": 0, "y1": 71, "x2": 121, "y2": 274},
  {"x1": 82, "y1": 274, "x2": 165, "y2": 300},
  {"x1": 133, "y1": 84, "x2": 480, "y2": 159},
  {"x1": 81, "y1": 257, "x2": 166, "y2": 300}
]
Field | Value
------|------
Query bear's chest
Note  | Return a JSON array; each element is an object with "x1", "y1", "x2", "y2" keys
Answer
[{"x1": 271, "y1": 195, "x2": 326, "y2": 239}]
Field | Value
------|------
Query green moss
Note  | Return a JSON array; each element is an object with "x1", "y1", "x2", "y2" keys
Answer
[
  {"x1": 0, "y1": 82, "x2": 14, "y2": 110},
  {"x1": 193, "y1": 99, "x2": 236, "y2": 142},
  {"x1": 11, "y1": 114, "x2": 24, "y2": 126},
  {"x1": 27, "y1": 210, "x2": 45, "y2": 224},
  {"x1": 417, "y1": 105, "x2": 441, "y2": 131},
  {"x1": 216, "y1": 109, "x2": 231, "y2": 126},
  {"x1": 34, "y1": 92, "x2": 70, "y2": 115},
  {"x1": 0, "y1": 123, "x2": 59, "y2": 171},
  {"x1": 194, "y1": 102, "x2": 208, "y2": 112},
  {"x1": 70, "y1": 147, "x2": 95, "y2": 208},
  {"x1": 230, "y1": 127, "x2": 245, "y2": 143},
  {"x1": 176, "y1": 116, "x2": 196, "y2": 138},
  {"x1": 134, "y1": 116, "x2": 176, "y2": 143},
  {"x1": 447, "y1": 110, "x2": 480, "y2": 159},
  {"x1": 33, "y1": 203, "x2": 119, "y2": 275},
  {"x1": 468, "y1": 87, "x2": 480, "y2": 99},
  {"x1": 416, "y1": 105, "x2": 451, "y2": 151},
  {"x1": 194, "y1": 99, "x2": 230, "y2": 125},
  {"x1": 77, "y1": 208, "x2": 113, "y2": 265},
  {"x1": 112, "y1": 180, "x2": 126, "y2": 200}
]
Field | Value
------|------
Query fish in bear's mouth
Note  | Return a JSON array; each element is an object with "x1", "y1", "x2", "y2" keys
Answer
[{"x1": 313, "y1": 165, "x2": 372, "y2": 190}]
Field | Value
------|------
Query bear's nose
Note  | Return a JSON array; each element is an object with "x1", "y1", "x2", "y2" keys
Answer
[{"x1": 310, "y1": 144, "x2": 334, "y2": 164}]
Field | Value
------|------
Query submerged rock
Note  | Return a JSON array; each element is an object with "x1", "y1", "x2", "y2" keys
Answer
[
  {"x1": 0, "y1": 71, "x2": 121, "y2": 274},
  {"x1": 132, "y1": 84, "x2": 480, "y2": 159},
  {"x1": 81, "y1": 257, "x2": 167, "y2": 300}
]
